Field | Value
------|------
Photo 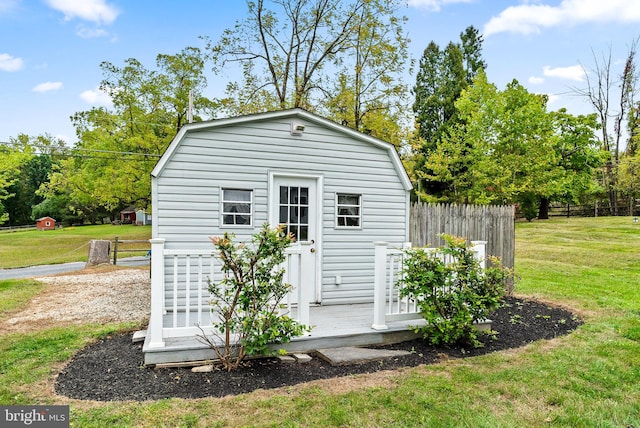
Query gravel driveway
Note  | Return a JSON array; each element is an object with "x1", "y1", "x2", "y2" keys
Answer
[{"x1": 0, "y1": 268, "x2": 150, "y2": 334}]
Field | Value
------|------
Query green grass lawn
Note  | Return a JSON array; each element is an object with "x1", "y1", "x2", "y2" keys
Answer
[
  {"x1": 0, "y1": 224, "x2": 151, "y2": 268},
  {"x1": 0, "y1": 217, "x2": 638, "y2": 427}
]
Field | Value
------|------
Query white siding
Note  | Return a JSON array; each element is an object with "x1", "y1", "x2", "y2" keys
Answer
[{"x1": 153, "y1": 112, "x2": 409, "y2": 305}]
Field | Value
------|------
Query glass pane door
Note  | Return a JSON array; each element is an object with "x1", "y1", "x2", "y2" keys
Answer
[{"x1": 279, "y1": 185, "x2": 309, "y2": 241}]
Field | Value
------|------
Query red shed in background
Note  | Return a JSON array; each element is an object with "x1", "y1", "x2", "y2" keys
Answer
[
  {"x1": 36, "y1": 217, "x2": 56, "y2": 230},
  {"x1": 120, "y1": 206, "x2": 136, "y2": 224}
]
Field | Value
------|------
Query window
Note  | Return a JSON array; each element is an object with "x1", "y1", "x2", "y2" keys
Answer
[
  {"x1": 336, "y1": 193, "x2": 361, "y2": 228},
  {"x1": 279, "y1": 186, "x2": 309, "y2": 240},
  {"x1": 222, "y1": 189, "x2": 253, "y2": 226}
]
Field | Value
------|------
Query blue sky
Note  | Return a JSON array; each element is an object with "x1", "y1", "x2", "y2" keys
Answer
[{"x1": 1, "y1": 0, "x2": 639, "y2": 144}]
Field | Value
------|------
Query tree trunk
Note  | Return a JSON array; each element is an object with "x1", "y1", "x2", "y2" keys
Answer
[
  {"x1": 537, "y1": 198, "x2": 550, "y2": 219},
  {"x1": 609, "y1": 188, "x2": 618, "y2": 216}
]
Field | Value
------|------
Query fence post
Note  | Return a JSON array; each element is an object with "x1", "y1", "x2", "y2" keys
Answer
[
  {"x1": 147, "y1": 238, "x2": 166, "y2": 349},
  {"x1": 372, "y1": 242, "x2": 389, "y2": 330},
  {"x1": 113, "y1": 236, "x2": 119, "y2": 265},
  {"x1": 470, "y1": 240, "x2": 487, "y2": 269}
]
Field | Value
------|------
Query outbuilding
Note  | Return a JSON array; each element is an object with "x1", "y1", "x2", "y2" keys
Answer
[
  {"x1": 120, "y1": 206, "x2": 136, "y2": 224},
  {"x1": 135, "y1": 209, "x2": 152, "y2": 225},
  {"x1": 144, "y1": 108, "x2": 415, "y2": 363},
  {"x1": 36, "y1": 216, "x2": 56, "y2": 230}
]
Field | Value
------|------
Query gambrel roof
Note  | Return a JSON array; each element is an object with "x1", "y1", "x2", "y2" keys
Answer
[{"x1": 151, "y1": 108, "x2": 412, "y2": 191}]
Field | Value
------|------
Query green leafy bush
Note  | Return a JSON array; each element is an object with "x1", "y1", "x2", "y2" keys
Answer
[
  {"x1": 197, "y1": 224, "x2": 308, "y2": 371},
  {"x1": 399, "y1": 235, "x2": 509, "y2": 347}
]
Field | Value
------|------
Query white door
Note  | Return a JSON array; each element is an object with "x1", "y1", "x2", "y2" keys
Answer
[{"x1": 271, "y1": 176, "x2": 319, "y2": 303}]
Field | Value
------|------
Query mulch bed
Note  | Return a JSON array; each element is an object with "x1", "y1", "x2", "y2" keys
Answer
[{"x1": 55, "y1": 296, "x2": 582, "y2": 401}]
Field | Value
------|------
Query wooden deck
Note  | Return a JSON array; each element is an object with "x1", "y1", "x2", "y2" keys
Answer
[
  {"x1": 143, "y1": 303, "x2": 434, "y2": 365},
  {"x1": 144, "y1": 241, "x2": 492, "y2": 366}
]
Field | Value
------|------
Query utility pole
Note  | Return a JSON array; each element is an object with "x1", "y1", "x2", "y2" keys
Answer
[{"x1": 187, "y1": 89, "x2": 193, "y2": 123}]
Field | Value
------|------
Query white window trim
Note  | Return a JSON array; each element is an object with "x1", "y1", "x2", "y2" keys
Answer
[
  {"x1": 220, "y1": 187, "x2": 254, "y2": 228},
  {"x1": 335, "y1": 192, "x2": 362, "y2": 229}
]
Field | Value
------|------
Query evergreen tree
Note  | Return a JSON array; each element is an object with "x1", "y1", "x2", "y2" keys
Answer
[{"x1": 412, "y1": 26, "x2": 486, "y2": 199}]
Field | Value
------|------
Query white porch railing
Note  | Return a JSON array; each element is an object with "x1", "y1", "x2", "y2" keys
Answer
[
  {"x1": 372, "y1": 240, "x2": 487, "y2": 331},
  {"x1": 146, "y1": 239, "x2": 313, "y2": 349}
]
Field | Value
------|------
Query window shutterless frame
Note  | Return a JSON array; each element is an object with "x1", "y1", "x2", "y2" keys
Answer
[
  {"x1": 221, "y1": 188, "x2": 254, "y2": 227},
  {"x1": 335, "y1": 193, "x2": 362, "y2": 228}
]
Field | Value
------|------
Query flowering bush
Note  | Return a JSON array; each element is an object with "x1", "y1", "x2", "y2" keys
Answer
[
  {"x1": 197, "y1": 224, "x2": 308, "y2": 371},
  {"x1": 399, "y1": 235, "x2": 510, "y2": 347}
]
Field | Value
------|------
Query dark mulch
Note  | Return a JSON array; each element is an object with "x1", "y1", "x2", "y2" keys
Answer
[{"x1": 55, "y1": 296, "x2": 582, "y2": 401}]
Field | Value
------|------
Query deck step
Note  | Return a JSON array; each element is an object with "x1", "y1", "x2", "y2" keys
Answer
[
  {"x1": 132, "y1": 330, "x2": 147, "y2": 343},
  {"x1": 316, "y1": 346, "x2": 410, "y2": 366}
]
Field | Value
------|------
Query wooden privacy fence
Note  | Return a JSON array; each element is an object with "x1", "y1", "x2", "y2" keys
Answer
[{"x1": 409, "y1": 203, "x2": 515, "y2": 269}]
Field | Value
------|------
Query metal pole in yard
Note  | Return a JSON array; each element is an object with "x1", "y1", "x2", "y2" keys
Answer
[{"x1": 113, "y1": 236, "x2": 118, "y2": 265}]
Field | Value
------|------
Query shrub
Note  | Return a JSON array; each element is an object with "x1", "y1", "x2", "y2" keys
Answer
[
  {"x1": 399, "y1": 235, "x2": 510, "y2": 347},
  {"x1": 197, "y1": 224, "x2": 308, "y2": 371},
  {"x1": 519, "y1": 192, "x2": 539, "y2": 221}
]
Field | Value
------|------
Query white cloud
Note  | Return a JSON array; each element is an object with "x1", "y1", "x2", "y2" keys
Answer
[
  {"x1": 484, "y1": 0, "x2": 640, "y2": 37},
  {"x1": 0, "y1": 53, "x2": 24, "y2": 72},
  {"x1": 546, "y1": 94, "x2": 560, "y2": 105},
  {"x1": 33, "y1": 81, "x2": 63, "y2": 92},
  {"x1": 45, "y1": 0, "x2": 119, "y2": 25},
  {"x1": 76, "y1": 26, "x2": 109, "y2": 39},
  {"x1": 80, "y1": 87, "x2": 112, "y2": 106},
  {"x1": 543, "y1": 65, "x2": 586, "y2": 82},
  {"x1": 528, "y1": 76, "x2": 544, "y2": 84},
  {"x1": 408, "y1": 0, "x2": 475, "y2": 12}
]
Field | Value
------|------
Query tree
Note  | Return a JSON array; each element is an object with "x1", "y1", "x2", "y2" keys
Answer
[
  {"x1": 0, "y1": 134, "x2": 65, "y2": 225},
  {"x1": 207, "y1": 0, "x2": 363, "y2": 111},
  {"x1": 432, "y1": 74, "x2": 605, "y2": 219},
  {"x1": 43, "y1": 48, "x2": 214, "y2": 221},
  {"x1": 539, "y1": 109, "x2": 604, "y2": 218},
  {"x1": 618, "y1": 101, "x2": 640, "y2": 214},
  {"x1": 425, "y1": 72, "x2": 558, "y2": 211},
  {"x1": 32, "y1": 193, "x2": 83, "y2": 226},
  {"x1": 2, "y1": 134, "x2": 65, "y2": 225},
  {"x1": 627, "y1": 101, "x2": 640, "y2": 156},
  {"x1": 617, "y1": 153, "x2": 640, "y2": 215},
  {"x1": 323, "y1": 0, "x2": 409, "y2": 144},
  {"x1": 413, "y1": 42, "x2": 466, "y2": 149},
  {"x1": 459, "y1": 26, "x2": 486, "y2": 85},
  {"x1": 411, "y1": 26, "x2": 486, "y2": 198},
  {"x1": 0, "y1": 146, "x2": 29, "y2": 224},
  {"x1": 575, "y1": 39, "x2": 639, "y2": 215},
  {"x1": 412, "y1": 26, "x2": 486, "y2": 146},
  {"x1": 207, "y1": 0, "x2": 410, "y2": 132}
]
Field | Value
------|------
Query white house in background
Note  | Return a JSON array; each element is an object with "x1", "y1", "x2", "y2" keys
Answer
[{"x1": 143, "y1": 108, "x2": 418, "y2": 365}]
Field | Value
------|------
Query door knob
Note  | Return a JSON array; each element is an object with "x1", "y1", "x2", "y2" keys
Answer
[{"x1": 310, "y1": 248, "x2": 315, "y2": 253}]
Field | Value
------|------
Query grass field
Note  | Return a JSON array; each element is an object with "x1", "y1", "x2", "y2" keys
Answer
[
  {"x1": 0, "y1": 224, "x2": 151, "y2": 268},
  {"x1": 0, "y1": 217, "x2": 638, "y2": 427}
]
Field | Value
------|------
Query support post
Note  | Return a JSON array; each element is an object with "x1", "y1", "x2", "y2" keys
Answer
[
  {"x1": 298, "y1": 242, "x2": 312, "y2": 330},
  {"x1": 113, "y1": 236, "x2": 119, "y2": 265},
  {"x1": 372, "y1": 241, "x2": 389, "y2": 330},
  {"x1": 470, "y1": 240, "x2": 487, "y2": 269},
  {"x1": 147, "y1": 238, "x2": 166, "y2": 348}
]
